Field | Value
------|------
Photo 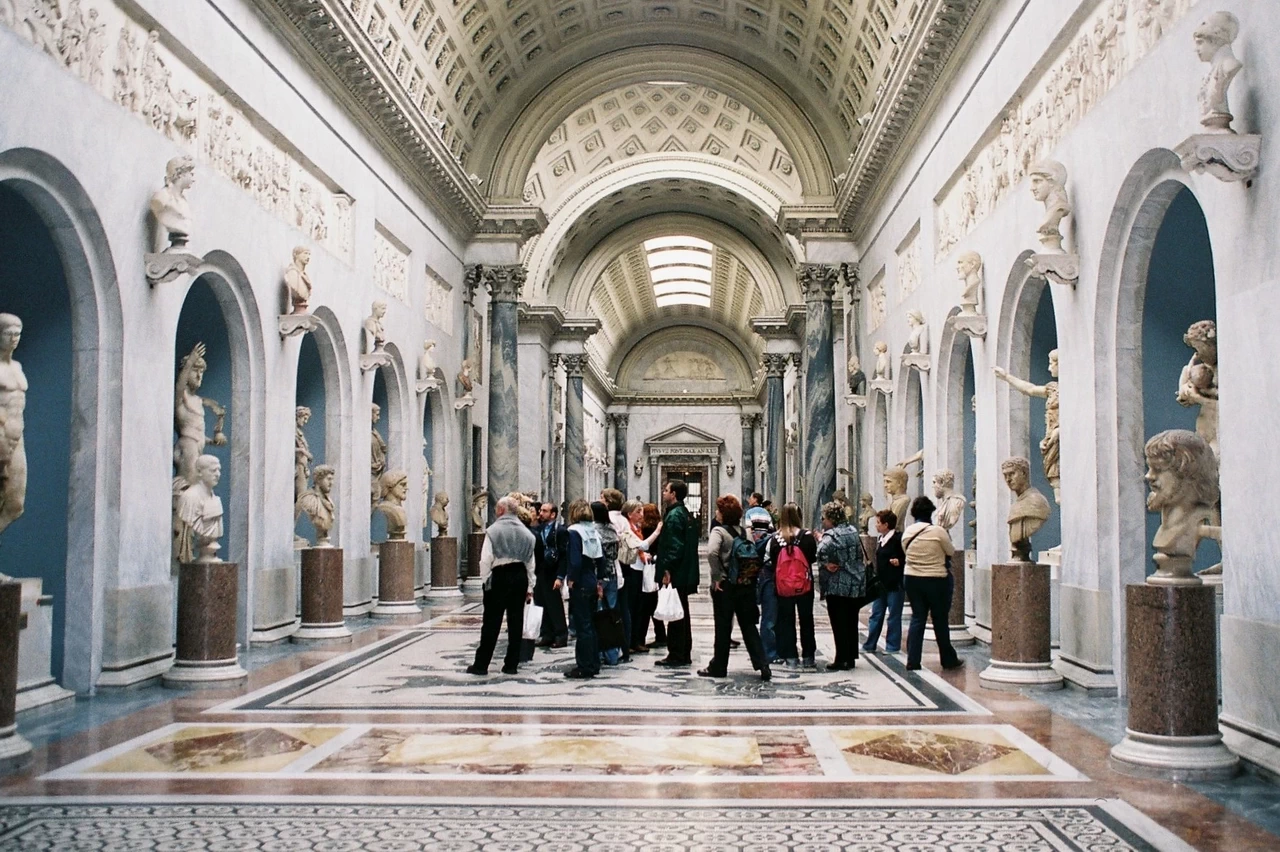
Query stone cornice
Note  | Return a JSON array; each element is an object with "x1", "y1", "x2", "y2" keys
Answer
[
  {"x1": 617, "y1": 392, "x2": 761, "y2": 407},
  {"x1": 835, "y1": 0, "x2": 987, "y2": 232},
  {"x1": 476, "y1": 206, "x2": 548, "y2": 244},
  {"x1": 517, "y1": 303, "x2": 565, "y2": 336}
]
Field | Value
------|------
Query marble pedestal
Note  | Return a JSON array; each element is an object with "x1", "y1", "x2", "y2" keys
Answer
[
  {"x1": 1040, "y1": 545, "x2": 1062, "y2": 650},
  {"x1": 372, "y1": 540, "x2": 421, "y2": 616},
  {"x1": 426, "y1": 536, "x2": 462, "y2": 599},
  {"x1": 1110, "y1": 583, "x2": 1238, "y2": 781},
  {"x1": 963, "y1": 549, "x2": 977, "y2": 632},
  {"x1": 0, "y1": 581, "x2": 32, "y2": 773},
  {"x1": 464, "y1": 532, "x2": 486, "y2": 595},
  {"x1": 293, "y1": 548, "x2": 352, "y2": 644},
  {"x1": 164, "y1": 561, "x2": 248, "y2": 689},
  {"x1": 947, "y1": 551, "x2": 973, "y2": 646},
  {"x1": 979, "y1": 561, "x2": 1063, "y2": 691},
  {"x1": 16, "y1": 577, "x2": 74, "y2": 713}
]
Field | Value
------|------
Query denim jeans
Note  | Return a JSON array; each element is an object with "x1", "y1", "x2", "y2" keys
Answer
[
  {"x1": 569, "y1": 584, "x2": 600, "y2": 675},
  {"x1": 757, "y1": 570, "x2": 778, "y2": 662},
  {"x1": 775, "y1": 587, "x2": 816, "y2": 662},
  {"x1": 863, "y1": 588, "x2": 905, "y2": 652}
]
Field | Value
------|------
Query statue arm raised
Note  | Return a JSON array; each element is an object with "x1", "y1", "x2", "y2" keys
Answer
[{"x1": 993, "y1": 367, "x2": 1046, "y2": 399}]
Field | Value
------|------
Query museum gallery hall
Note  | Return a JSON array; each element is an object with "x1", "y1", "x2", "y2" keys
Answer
[{"x1": 0, "y1": 0, "x2": 1278, "y2": 849}]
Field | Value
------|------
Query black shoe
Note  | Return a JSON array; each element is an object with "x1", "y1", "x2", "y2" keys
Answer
[
  {"x1": 535, "y1": 639, "x2": 554, "y2": 648},
  {"x1": 905, "y1": 662, "x2": 922, "y2": 671},
  {"x1": 651, "y1": 639, "x2": 667, "y2": 648},
  {"x1": 655, "y1": 657, "x2": 678, "y2": 667},
  {"x1": 564, "y1": 667, "x2": 594, "y2": 679},
  {"x1": 729, "y1": 639, "x2": 741, "y2": 649},
  {"x1": 550, "y1": 640, "x2": 568, "y2": 649},
  {"x1": 697, "y1": 668, "x2": 727, "y2": 678},
  {"x1": 631, "y1": 645, "x2": 650, "y2": 654},
  {"x1": 501, "y1": 665, "x2": 519, "y2": 675},
  {"x1": 942, "y1": 659, "x2": 966, "y2": 670},
  {"x1": 760, "y1": 667, "x2": 772, "y2": 682},
  {"x1": 465, "y1": 665, "x2": 487, "y2": 676}
]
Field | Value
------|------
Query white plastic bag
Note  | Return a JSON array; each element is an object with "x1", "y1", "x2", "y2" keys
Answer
[
  {"x1": 642, "y1": 562, "x2": 658, "y2": 593},
  {"x1": 522, "y1": 602, "x2": 543, "y2": 640},
  {"x1": 561, "y1": 580, "x2": 570, "y2": 601},
  {"x1": 654, "y1": 586, "x2": 684, "y2": 622}
]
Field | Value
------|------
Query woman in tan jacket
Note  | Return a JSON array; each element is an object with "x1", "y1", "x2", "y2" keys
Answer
[{"x1": 901, "y1": 496, "x2": 964, "y2": 672}]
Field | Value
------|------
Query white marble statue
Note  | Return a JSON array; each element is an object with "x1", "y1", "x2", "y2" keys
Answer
[
  {"x1": 905, "y1": 309, "x2": 929, "y2": 355},
  {"x1": 725, "y1": 458, "x2": 736, "y2": 478},
  {"x1": 1029, "y1": 160, "x2": 1071, "y2": 253},
  {"x1": 1193, "y1": 11, "x2": 1243, "y2": 132},
  {"x1": 420, "y1": 449, "x2": 433, "y2": 531},
  {"x1": 933, "y1": 470, "x2": 966, "y2": 532},
  {"x1": 873, "y1": 341, "x2": 891, "y2": 381},
  {"x1": 634, "y1": 457, "x2": 645, "y2": 478},
  {"x1": 883, "y1": 466, "x2": 910, "y2": 532},
  {"x1": 994, "y1": 350, "x2": 1060, "y2": 503},
  {"x1": 363, "y1": 300, "x2": 387, "y2": 355},
  {"x1": 284, "y1": 246, "x2": 312, "y2": 314},
  {"x1": 370, "y1": 403, "x2": 387, "y2": 503},
  {"x1": 757, "y1": 450, "x2": 768, "y2": 486},
  {"x1": 173, "y1": 342, "x2": 227, "y2": 489},
  {"x1": 417, "y1": 340, "x2": 439, "y2": 383},
  {"x1": 1002, "y1": 456, "x2": 1051, "y2": 562},
  {"x1": 431, "y1": 491, "x2": 450, "y2": 537},
  {"x1": 295, "y1": 464, "x2": 336, "y2": 547},
  {"x1": 957, "y1": 251, "x2": 984, "y2": 315},
  {"x1": 375, "y1": 469, "x2": 409, "y2": 540},
  {"x1": 174, "y1": 454, "x2": 224, "y2": 563},
  {"x1": 846, "y1": 354, "x2": 866, "y2": 395},
  {"x1": 857, "y1": 492, "x2": 875, "y2": 534},
  {"x1": 1144, "y1": 430, "x2": 1221, "y2": 585},
  {"x1": 0, "y1": 314, "x2": 28, "y2": 536},
  {"x1": 294, "y1": 406, "x2": 312, "y2": 501},
  {"x1": 150, "y1": 155, "x2": 195, "y2": 253},
  {"x1": 1176, "y1": 320, "x2": 1219, "y2": 458},
  {"x1": 471, "y1": 485, "x2": 487, "y2": 530},
  {"x1": 456, "y1": 358, "x2": 475, "y2": 405}
]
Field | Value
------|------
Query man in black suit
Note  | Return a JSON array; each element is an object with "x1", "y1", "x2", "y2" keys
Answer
[{"x1": 534, "y1": 501, "x2": 569, "y2": 647}]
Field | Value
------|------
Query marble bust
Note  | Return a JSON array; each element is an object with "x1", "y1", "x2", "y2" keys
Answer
[
  {"x1": 873, "y1": 341, "x2": 891, "y2": 381},
  {"x1": 634, "y1": 457, "x2": 644, "y2": 478},
  {"x1": 1029, "y1": 160, "x2": 1071, "y2": 254},
  {"x1": 416, "y1": 340, "x2": 439, "y2": 382},
  {"x1": 295, "y1": 464, "x2": 336, "y2": 547},
  {"x1": 846, "y1": 355, "x2": 866, "y2": 395},
  {"x1": 173, "y1": 342, "x2": 227, "y2": 489},
  {"x1": 374, "y1": 469, "x2": 409, "y2": 540},
  {"x1": 905, "y1": 309, "x2": 928, "y2": 355},
  {"x1": 957, "y1": 251, "x2": 984, "y2": 315},
  {"x1": 933, "y1": 470, "x2": 966, "y2": 532},
  {"x1": 471, "y1": 485, "x2": 488, "y2": 530},
  {"x1": 430, "y1": 491, "x2": 450, "y2": 537},
  {"x1": 883, "y1": 466, "x2": 910, "y2": 532},
  {"x1": 994, "y1": 350, "x2": 1060, "y2": 503},
  {"x1": 1002, "y1": 457, "x2": 1051, "y2": 562},
  {"x1": 150, "y1": 155, "x2": 195, "y2": 253},
  {"x1": 457, "y1": 359, "x2": 475, "y2": 395},
  {"x1": 0, "y1": 313, "x2": 27, "y2": 536},
  {"x1": 857, "y1": 493, "x2": 875, "y2": 533},
  {"x1": 1176, "y1": 320, "x2": 1219, "y2": 458},
  {"x1": 175, "y1": 454, "x2": 224, "y2": 563},
  {"x1": 1193, "y1": 11, "x2": 1243, "y2": 132},
  {"x1": 364, "y1": 301, "x2": 387, "y2": 355},
  {"x1": 284, "y1": 247, "x2": 312, "y2": 314},
  {"x1": 1144, "y1": 430, "x2": 1220, "y2": 585}
]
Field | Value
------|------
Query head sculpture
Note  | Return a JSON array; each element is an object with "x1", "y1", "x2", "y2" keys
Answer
[
  {"x1": 1144, "y1": 429, "x2": 1220, "y2": 583},
  {"x1": 292, "y1": 246, "x2": 310, "y2": 264},
  {"x1": 1001, "y1": 456, "x2": 1031, "y2": 490},
  {"x1": 933, "y1": 469, "x2": 956, "y2": 491},
  {"x1": 956, "y1": 251, "x2": 982, "y2": 277},
  {"x1": 1002, "y1": 456, "x2": 1050, "y2": 560},
  {"x1": 296, "y1": 406, "x2": 310, "y2": 425},
  {"x1": 1183, "y1": 320, "x2": 1217, "y2": 364},
  {"x1": 883, "y1": 466, "x2": 908, "y2": 495},
  {"x1": 907, "y1": 308, "x2": 924, "y2": 327},
  {"x1": 1029, "y1": 159, "x2": 1068, "y2": 195},
  {"x1": 1193, "y1": 11, "x2": 1239, "y2": 61},
  {"x1": 380, "y1": 470, "x2": 409, "y2": 503},
  {"x1": 165, "y1": 155, "x2": 196, "y2": 189},
  {"x1": 313, "y1": 464, "x2": 335, "y2": 492}
]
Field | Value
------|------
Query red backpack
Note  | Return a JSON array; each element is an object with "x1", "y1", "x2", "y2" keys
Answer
[{"x1": 775, "y1": 533, "x2": 813, "y2": 597}]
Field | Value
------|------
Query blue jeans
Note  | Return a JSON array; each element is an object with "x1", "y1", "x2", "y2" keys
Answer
[
  {"x1": 569, "y1": 585, "x2": 600, "y2": 675},
  {"x1": 757, "y1": 571, "x2": 778, "y2": 661},
  {"x1": 863, "y1": 588, "x2": 904, "y2": 652}
]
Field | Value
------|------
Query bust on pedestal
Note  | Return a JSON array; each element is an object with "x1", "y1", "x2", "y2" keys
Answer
[
  {"x1": 278, "y1": 247, "x2": 321, "y2": 337},
  {"x1": 293, "y1": 464, "x2": 351, "y2": 643},
  {"x1": 145, "y1": 156, "x2": 202, "y2": 285},
  {"x1": 426, "y1": 492, "x2": 461, "y2": 599},
  {"x1": 1174, "y1": 12, "x2": 1261, "y2": 182},
  {"x1": 932, "y1": 470, "x2": 973, "y2": 646},
  {"x1": 372, "y1": 470, "x2": 420, "y2": 616},
  {"x1": 1023, "y1": 160, "x2": 1079, "y2": 288}
]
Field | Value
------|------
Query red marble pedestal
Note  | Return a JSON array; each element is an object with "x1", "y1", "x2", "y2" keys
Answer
[
  {"x1": 979, "y1": 561, "x2": 1063, "y2": 691},
  {"x1": 164, "y1": 561, "x2": 248, "y2": 689},
  {"x1": 0, "y1": 581, "x2": 32, "y2": 772},
  {"x1": 948, "y1": 550, "x2": 974, "y2": 646},
  {"x1": 426, "y1": 536, "x2": 462, "y2": 599},
  {"x1": 464, "y1": 531, "x2": 486, "y2": 594},
  {"x1": 293, "y1": 547, "x2": 352, "y2": 644},
  {"x1": 373, "y1": 539, "x2": 421, "y2": 616},
  {"x1": 1110, "y1": 583, "x2": 1238, "y2": 780}
]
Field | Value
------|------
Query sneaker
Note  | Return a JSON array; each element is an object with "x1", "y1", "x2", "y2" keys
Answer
[
  {"x1": 884, "y1": 646, "x2": 901, "y2": 654},
  {"x1": 465, "y1": 665, "x2": 487, "y2": 676}
]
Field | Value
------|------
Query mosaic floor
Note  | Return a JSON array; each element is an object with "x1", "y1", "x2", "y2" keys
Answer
[{"x1": 1, "y1": 595, "x2": 1276, "y2": 850}]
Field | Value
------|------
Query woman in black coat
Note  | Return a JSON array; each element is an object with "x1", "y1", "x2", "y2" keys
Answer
[{"x1": 862, "y1": 510, "x2": 906, "y2": 654}]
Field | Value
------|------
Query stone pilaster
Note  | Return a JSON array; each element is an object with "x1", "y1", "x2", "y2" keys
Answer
[
  {"x1": 609, "y1": 414, "x2": 629, "y2": 492},
  {"x1": 800, "y1": 263, "x2": 839, "y2": 527},
  {"x1": 562, "y1": 354, "x2": 588, "y2": 503},
  {"x1": 762, "y1": 353, "x2": 788, "y2": 502},
  {"x1": 740, "y1": 414, "x2": 759, "y2": 502},
  {"x1": 481, "y1": 265, "x2": 525, "y2": 515}
]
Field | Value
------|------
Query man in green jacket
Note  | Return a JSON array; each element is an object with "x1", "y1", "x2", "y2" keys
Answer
[{"x1": 656, "y1": 479, "x2": 699, "y2": 667}]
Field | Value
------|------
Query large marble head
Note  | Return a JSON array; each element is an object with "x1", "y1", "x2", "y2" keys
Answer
[
  {"x1": 874, "y1": 341, "x2": 888, "y2": 355},
  {"x1": 165, "y1": 155, "x2": 195, "y2": 191},
  {"x1": 1144, "y1": 430, "x2": 1219, "y2": 512},
  {"x1": 371, "y1": 300, "x2": 387, "y2": 318},
  {"x1": 195, "y1": 454, "x2": 221, "y2": 488},
  {"x1": 1001, "y1": 457, "x2": 1031, "y2": 493},
  {"x1": 380, "y1": 470, "x2": 409, "y2": 503},
  {"x1": 0, "y1": 313, "x2": 21, "y2": 354},
  {"x1": 433, "y1": 491, "x2": 449, "y2": 508},
  {"x1": 883, "y1": 466, "x2": 908, "y2": 495},
  {"x1": 292, "y1": 246, "x2": 310, "y2": 265},
  {"x1": 933, "y1": 469, "x2": 956, "y2": 495},
  {"x1": 1193, "y1": 11, "x2": 1239, "y2": 61},
  {"x1": 906, "y1": 308, "x2": 925, "y2": 327},
  {"x1": 1029, "y1": 160, "x2": 1067, "y2": 201},
  {"x1": 956, "y1": 251, "x2": 982, "y2": 278},
  {"x1": 313, "y1": 464, "x2": 335, "y2": 493}
]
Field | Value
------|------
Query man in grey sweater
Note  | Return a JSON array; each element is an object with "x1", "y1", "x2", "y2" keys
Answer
[{"x1": 466, "y1": 495, "x2": 537, "y2": 676}]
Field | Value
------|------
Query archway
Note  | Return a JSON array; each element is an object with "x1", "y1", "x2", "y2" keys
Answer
[
  {"x1": 937, "y1": 310, "x2": 978, "y2": 549},
  {"x1": 293, "y1": 332, "x2": 326, "y2": 546},
  {"x1": 901, "y1": 363, "x2": 926, "y2": 499}
]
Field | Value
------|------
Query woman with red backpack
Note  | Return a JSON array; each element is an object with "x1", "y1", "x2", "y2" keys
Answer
[{"x1": 765, "y1": 502, "x2": 818, "y2": 671}]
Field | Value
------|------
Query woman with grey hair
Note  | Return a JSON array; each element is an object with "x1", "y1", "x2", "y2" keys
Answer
[{"x1": 815, "y1": 500, "x2": 868, "y2": 671}]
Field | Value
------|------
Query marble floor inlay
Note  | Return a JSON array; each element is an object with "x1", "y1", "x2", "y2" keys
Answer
[{"x1": 0, "y1": 798, "x2": 1195, "y2": 851}]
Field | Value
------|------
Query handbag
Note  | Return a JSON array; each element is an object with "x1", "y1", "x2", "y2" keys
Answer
[
  {"x1": 522, "y1": 602, "x2": 543, "y2": 640},
  {"x1": 654, "y1": 586, "x2": 684, "y2": 622},
  {"x1": 593, "y1": 605, "x2": 627, "y2": 650}
]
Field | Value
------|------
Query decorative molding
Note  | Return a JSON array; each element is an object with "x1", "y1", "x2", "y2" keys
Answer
[
  {"x1": 1175, "y1": 133, "x2": 1261, "y2": 184},
  {"x1": 799, "y1": 264, "x2": 840, "y2": 302},
  {"x1": 561, "y1": 353, "x2": 588, "y2": 378},
  {"x1": 278, "y1": 313, "x2": 321, "y2": 338},
  {"x1": 761, "y1": 353, "x2": 790, "y2": 377}
]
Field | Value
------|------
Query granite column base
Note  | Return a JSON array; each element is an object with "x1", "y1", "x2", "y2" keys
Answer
[
  {"x1": 979, "y1": 561, "x2": 1063, "y2": 691},
  {"x1": 164, "y1": 561, "x2": 247, "y2": 689},
  {"x1": 372, "y1": 540, "x2": 420, "y2": 616},
  {"x1": 293, "y1": 548, "x2": 352, "y2": 644},
  {"x1": 426, "y1": 536, "x2": 462, "y2": 599},
  {"x1": 464, "y1": 532, "x2": 486, "y2": 595},
  {"x1": 0, "y1": 582, "x2": 31, "y2": 773},
  {"x1": 1110, "y1": 583, "x2": 1238, "y2": 781}
]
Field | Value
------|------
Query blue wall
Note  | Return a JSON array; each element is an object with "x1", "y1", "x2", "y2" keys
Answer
[
  {"x1": 294, "y1": 333, "x2": 326, "y2": 543},
  {"x1": 0, "y1": 186, "x2": 72, "y2": 680},
  {"x1": 1141, "y1": 188, "x2": 1217, "y2": 574},
  {"x1": 1028, "y1": 285, "x2": 1060, "y2": 555},
  {"x1": 174, "y1": 279, "x2": 233, "y2": 533}
]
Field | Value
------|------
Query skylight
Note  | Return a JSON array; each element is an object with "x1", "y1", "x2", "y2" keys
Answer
[{"x1": 644, "y1": 236, "x2": 714, "y2": 308}]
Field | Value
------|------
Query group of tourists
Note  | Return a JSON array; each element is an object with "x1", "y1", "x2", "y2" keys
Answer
[{"x1": 464, "y1": 483, "x2": 966, "y2": 680}]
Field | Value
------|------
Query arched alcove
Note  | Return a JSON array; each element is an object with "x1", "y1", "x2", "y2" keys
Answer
[
  {"x1": 371, "y1": 368, "x2": 391, "y2": 543},
  {"x1": 1026, "y1": 286, "x2": 1060, "y2": 553},
  {"x1": 293, "y1": 333, "x2": 326, "y2": 545},
  {"x1": 871, "y1": 391, "x2": 889, "y2": 496},
  {"x1": 902, "y1": 365, "x2": 925, "y2": 499},
  {"x1": 937, "y1": 309, "x2": 978, "y2": 548}
]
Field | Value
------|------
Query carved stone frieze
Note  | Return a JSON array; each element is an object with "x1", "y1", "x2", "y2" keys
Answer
[{"x1": 373, "y1": 228, "x2": 409, "y2": 303}]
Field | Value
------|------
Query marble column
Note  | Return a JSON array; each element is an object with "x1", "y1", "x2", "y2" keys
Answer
[
  {"x1": 484, "y1": 265, "x2": 525, "y2": 513},
  {"x1": 801, "y1": 264, "x2": 839, "y2": 527},
  {"x1": 710, "y1": 456, "x2": 721, "y2": 507},
  {"x1": 548, "y1": 354, "x2": 560, "y2": 500},
  {"x1": 610, "y1": 414, "x2": 629, "y2": 492},
  {"x1": 563, "y1": 353, "x2": 587, "y2": 503},
  {"x1": 740, "y1": 414, "x2": 758, "y2": 502},
  {"x1": 762, "y1": 354, "x2": 787, "y2": 502}
]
